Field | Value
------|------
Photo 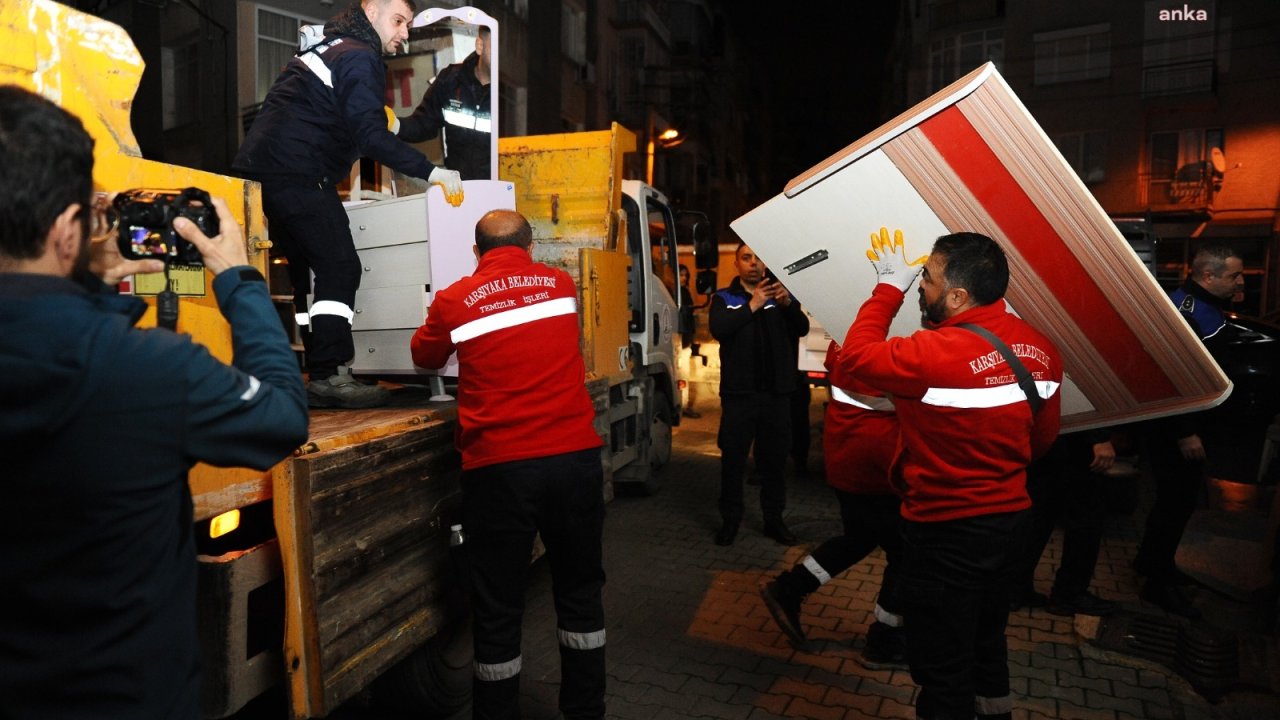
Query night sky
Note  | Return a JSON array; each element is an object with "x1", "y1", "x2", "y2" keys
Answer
[{"x1": 722, "y1": 1, "x2": 902, "y2": 193}]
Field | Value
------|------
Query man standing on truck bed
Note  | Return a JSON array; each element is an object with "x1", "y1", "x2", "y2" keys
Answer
[
  {"x1": 0, "y1": 86, "x2": 309, "y2": 719},
  {"x1": 710, "y1": 242, "x2": 809, "y2": 546},
  {"x1": 410, "y1": 210, "x2": 607, "y2": 720},
  {"x1": 396, "y1": 24, "x2": 492, "y2": 180},
  {"x1": 234, "y1": 0, "x2": 464, "y2": 409}
]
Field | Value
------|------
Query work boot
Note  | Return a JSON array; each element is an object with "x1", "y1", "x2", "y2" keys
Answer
[
  {"x1": 714, "y1": 521, "x2": 738, "y2": 546},
  {"x1": 307, "y1": 372, "x2": 390, "y2": 409},
  {"x1": 763, "y1": 518, "x2": 798, "y2": 545},
  {"x1": 1047, "y1": 590, "x2": 1118, "y2": 617},
  {"x1": 862, "y1": 621, "x2": 908, "y2": 667},
  {"x1": 759, "y1": 580, "x2": 807, "y2": 649},
  {"x1": 1008, "y1": 589, "x2": 1049, "y2": 612},
  {"x1": 1141, "y1": 580, "x2": 1201, "y2": 619},
  {"x1": 1133, "y1": 558, "x2": 1199, "y2": 586}
]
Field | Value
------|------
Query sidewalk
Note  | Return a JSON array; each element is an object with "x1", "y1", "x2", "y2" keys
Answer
[{"x1": 511, "y1": 392, "x2": 1280, "y2": 720}]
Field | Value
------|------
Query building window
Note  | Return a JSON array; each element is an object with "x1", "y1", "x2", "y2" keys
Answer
[
  {"x1": 255, "y1": 6, "x2": 321, "y2": 104},
  {"x1": 621, "y1": 38, "x2": 645, "y2": 96},
  {"x1": 502, "y1": 0, "x2": 529, "y2": 19},
  {"x1": 1147, "y1": 128, "x2": 1224, "y2": 205},
  {"x1": 929, "y1": 28, "x2": 1003, "y2": 93},
  {"x1": 162, "y1": 41, "x2": 199, "y2": 130},
  {"x1": 1034, "y1": 24, "x2": 1110, "y2": 85},
  {"x1": 1053, "y1": 131, "x2": 1106, "y2": 183},
  {"x1": 1142, "y1": 0, "x2": 1216, "y2": 96},
  {"x1": 561, "y1": 2, "x2": 586, "y2": 65}
]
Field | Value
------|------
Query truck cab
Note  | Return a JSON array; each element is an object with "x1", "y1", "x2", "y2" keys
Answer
[{"x1": 622, "y1": 178, "x2": 682, "y2": 433}]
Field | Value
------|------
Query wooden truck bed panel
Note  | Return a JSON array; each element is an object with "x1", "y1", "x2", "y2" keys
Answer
[{"x1": 276, "y1": 393, "x2": 462, "y2": 718}]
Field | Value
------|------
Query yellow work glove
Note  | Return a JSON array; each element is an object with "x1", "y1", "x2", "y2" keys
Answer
[
  {"x1": 428, "y1": 167, "x2": 464, "y2": 207},
  {"x1": 384, "y1": 105, "x2": 401, "y2": 135},
  {"x1": 865, "y1": 227, "x2": 928, "y2": 293}
]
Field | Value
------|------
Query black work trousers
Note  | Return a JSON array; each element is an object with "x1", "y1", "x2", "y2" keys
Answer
[
  {"x1": 260, "y1": 180, "x2": 361, "y2": 379},
  {"x1": 778, "y1": 491, "x2": 902, "y2": 608},
  {"x1": 896, "y1": 510, "x2": 1028, "y2": 720},
  {"x1": 790, "y1": 377, "x2": 812, "y2": 471},
  {"x1": 1135, "y1": 419, "x2": 1205, "y2": 581},
  {"x1": 718, "y1": 392, "x2": 790, "y2": 526},
  {"x1": 1018, "y1": 436, "x2": 1106, "y2": 599},
  {"x1": 460, "y1": 448, "x2": 606, "y2": 720}
]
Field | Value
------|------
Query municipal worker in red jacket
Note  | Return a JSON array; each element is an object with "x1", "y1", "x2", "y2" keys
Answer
[
  {"x1": 759, "y1": 339, "x2": 906, "y2": 663},
  {"x1": 410, "y1": 210, "x2": 606, "y2": 720},
  {"x1": 839, "y1": 229, "x2": 1062, "y2": 720}
]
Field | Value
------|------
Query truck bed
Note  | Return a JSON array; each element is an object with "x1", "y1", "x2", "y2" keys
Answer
[
  {"x1": 305, "y1": 384, "x2": 458, "y2": 452},
  {"x1": 274, "y1": 381, "x2": 465, "y2": 718}
]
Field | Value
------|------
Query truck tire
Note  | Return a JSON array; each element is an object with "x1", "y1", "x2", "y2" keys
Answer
[
  {"x1": 369, "y1": 617, "x2": 472, "y2": 718},
  {"x1": 616, "y1": 386, "x2": 672, "y2": 496},
  {"x1": 650, "y1": 399, "x2": 673, "y2": 469}
]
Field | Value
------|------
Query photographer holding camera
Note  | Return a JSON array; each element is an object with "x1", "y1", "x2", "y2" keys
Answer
[{"x1": 0, "y1": 86, "x2": 308, "y2": 719}]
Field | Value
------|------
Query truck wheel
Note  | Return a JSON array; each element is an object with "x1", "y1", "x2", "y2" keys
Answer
[
  {"x1": 614, "y1": 437, "x2": 656, "y2": 495},
  {"x1": 650, "y1": 407, "x2": 672, "y2": 469},
  {"x1": 617, "y1": 400, "x2": 672, "y2": 496},
  {"x1": 369, "y1": 617, "x2": 472, "y2": 718}
]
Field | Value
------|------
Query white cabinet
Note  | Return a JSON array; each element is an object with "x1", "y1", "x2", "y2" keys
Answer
[{"x1": 346, "y1": 181, "x2": 516, "y2": 376}]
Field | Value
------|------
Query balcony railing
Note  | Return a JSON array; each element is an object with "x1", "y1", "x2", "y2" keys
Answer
[
  {"x1": 1139, "y1": 165, "x2": 1219, "y2": 215},
  {"x1": 1142, "y1": 59, "x2": 1214, "y2": 97}
]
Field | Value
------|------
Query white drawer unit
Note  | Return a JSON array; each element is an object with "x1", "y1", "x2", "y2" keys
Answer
[
  {"x1": 349, "y1": 329, "x2": 460, "y2": 377},
  {"x1": 352, "y1": 285, "x2": 428, "y2": 331},
  {"x1": 356, "y1": 242, "x2": 431, "y2": 291},
  {"x1": 347, "y1": 195, "x2": 429, "y2": 250},
  {"x1": 340, "y1": 181, "x2": 513, "y2": 374},
  {"x1": 350, "y1": 329, "x2": 426, "y2": 375}
]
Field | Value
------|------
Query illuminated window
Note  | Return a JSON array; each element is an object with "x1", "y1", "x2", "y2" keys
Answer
[{"x1": 255, "y1": 6, "x2": 322, "y2": 104}]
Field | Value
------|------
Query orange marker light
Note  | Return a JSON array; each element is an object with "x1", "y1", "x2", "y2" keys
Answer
[{"x1": 209, "y1": 509, "x2": 241, "y2": 539}]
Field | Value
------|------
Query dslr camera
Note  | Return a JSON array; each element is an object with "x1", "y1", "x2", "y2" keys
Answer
[{"x1": 113, "y1": 187, "x2": 218, "y2": 265}]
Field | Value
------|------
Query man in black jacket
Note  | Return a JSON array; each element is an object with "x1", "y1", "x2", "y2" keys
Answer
[
  {"x1": 234, "y1": 0, "x2": 461, "y2": 409},
  {"x1": 0, "y1": 85, "x2": 308, "y2": 719},
  {"x1": 397, "y1": 24, "x2": 492, "y2": 180},
  {"x1": 710, "y1": 242, "x2": 809, "y2": 545},
  {"x1": 1134, "y1": 244, "x2": 1244, "y2": 618}
]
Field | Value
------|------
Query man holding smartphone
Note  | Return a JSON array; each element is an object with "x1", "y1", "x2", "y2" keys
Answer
[{"x1": 709, "y1": 242, "x2": 809, "y2": 546}]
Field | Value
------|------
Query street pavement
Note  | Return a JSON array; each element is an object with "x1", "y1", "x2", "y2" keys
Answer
[
  {"x1": 315, "y1": 387, "x2": 1279, "y2": 720},
  {"x1": 505, "y1": 392, "x2": 1279, "y2": 720}
]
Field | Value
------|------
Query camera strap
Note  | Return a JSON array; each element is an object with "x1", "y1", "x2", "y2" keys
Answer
[
  {"x1": 955, "y1": 323, "x2": 1044, "y2": 414},
  {"x1": 156, "y1": 260, "x2": 179, "y2": 331}
]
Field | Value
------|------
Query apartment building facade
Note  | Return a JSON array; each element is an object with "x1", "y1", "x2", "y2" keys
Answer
[{"x1": 888, "y1": 0, "x2": 1280, "y2": 317}]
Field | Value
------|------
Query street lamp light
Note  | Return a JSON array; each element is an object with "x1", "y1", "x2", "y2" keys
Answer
[{"x1": 646, "y1": 108, "x2": 683, "y2": 186}]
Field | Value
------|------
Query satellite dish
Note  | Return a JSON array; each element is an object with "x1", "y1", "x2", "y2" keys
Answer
[{"x1": 1210, "y1": 147, "x2": 1227, "y2": 175}]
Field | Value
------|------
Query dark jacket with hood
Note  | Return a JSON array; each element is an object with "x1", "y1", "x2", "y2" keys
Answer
[
  {"x1": 399, "y1": 51, "x2": 492, "y2": 180},
  {"x1": 233, "y1": 4, "x2": 436, "y2": 185},
  {"x1": 709, "y1": 276, "x2": 809, "y2": 396},
  {"x1": 0, "y1": 268, "x2": 308, "y2": 719}
]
